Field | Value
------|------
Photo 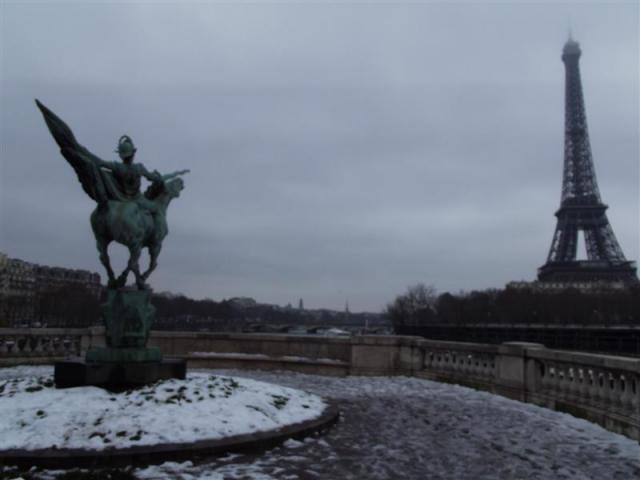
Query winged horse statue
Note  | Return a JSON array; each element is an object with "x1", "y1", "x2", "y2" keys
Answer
[{"x1": 36, "y1": 100, "x2": 189, "y2": 290}]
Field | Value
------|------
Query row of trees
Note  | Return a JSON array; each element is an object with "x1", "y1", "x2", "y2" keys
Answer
[
  {"x1": 386, "y1": 283, "x2": 640, "y2": 330},
  {"x1": 1, "y1": 289, "x2": 239, "y2": 329}
]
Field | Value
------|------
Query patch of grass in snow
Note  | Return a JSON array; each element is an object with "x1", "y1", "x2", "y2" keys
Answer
[
  {"x1": 247, "y1": 405, "x2": 269, "y2": 416},
  {"x1": 271, "y1": 394, "x2": 289, "y2": 410},
  {"x1": 0, "y1": 375, "x2": 56, "y2": 398}
]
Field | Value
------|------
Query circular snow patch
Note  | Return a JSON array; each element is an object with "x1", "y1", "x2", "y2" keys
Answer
[{"x1": 0, "y1": 372, "x2": 328, "y2": 452}]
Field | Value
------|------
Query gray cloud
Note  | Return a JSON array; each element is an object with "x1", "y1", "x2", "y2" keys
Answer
[{"x1": 1, "y1": 1, "x2": 637, "y2": 311}]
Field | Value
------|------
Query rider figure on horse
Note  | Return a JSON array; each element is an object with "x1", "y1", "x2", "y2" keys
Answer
[{"x1": 95, "y1": 135, "x2": 162, "y2": 220}]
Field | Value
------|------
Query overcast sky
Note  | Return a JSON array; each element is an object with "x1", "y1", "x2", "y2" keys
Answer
[{"x1": 0, "y1": 1, "x2": 638, "y2": 312}]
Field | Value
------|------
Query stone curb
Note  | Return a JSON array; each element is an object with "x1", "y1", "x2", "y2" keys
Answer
[{"x1": 0, "y1": 401, "x2": 340, "y2": 470}]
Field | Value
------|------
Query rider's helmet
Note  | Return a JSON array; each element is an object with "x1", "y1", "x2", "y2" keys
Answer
[{"x1": 116, "y1": 135, "x2": 137, "y2": 162}]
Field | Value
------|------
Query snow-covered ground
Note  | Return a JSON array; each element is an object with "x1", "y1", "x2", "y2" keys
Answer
[
  {"x1": 2, "y1": 366, "x2": 639, "y2": 480},
  {"x1": 0, "y1": 367, "x2": 325, "y2": 451}
]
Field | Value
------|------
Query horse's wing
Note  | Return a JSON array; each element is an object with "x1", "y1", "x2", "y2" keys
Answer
[{"x1": 36, "y1": 99, "x2": 123, "y2": 203}]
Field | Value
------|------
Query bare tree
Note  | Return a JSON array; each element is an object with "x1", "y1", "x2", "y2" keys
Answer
[{"x1": 386, "y1": 283, "x2": 437, "y2": 330}]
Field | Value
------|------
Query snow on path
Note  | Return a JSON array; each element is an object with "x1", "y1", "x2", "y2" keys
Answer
[
  {"x1": 1, "y1": 366, "x2": 639, "y2": 480},
  {"x1": 139, "y1": 369, "x2": 640, "y2": 480}
]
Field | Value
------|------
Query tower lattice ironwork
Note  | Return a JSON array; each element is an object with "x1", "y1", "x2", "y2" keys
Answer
[{"x1": 538, "y1": 37, "x2": 637, "y2": 283}]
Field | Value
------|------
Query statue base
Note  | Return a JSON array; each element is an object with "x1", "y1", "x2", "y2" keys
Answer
[
  {"x1": 85, "y1": 346, "x2": 162, "y2": 363},
  {"x1": 54, "y1": 358, "x2": 186, "y2": 390},
  {"x1": 53, "y1": 287, "x2": 186, "y2": 390},
  {"x1": 102, "y1": 288, "x2": 155, "y2": 348}
]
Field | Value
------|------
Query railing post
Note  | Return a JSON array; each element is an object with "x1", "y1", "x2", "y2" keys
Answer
[{"x1": 496, "y1": 342, "x2": 545, "y2": 401}]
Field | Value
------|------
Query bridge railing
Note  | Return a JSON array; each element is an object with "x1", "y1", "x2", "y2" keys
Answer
[
  {"x1": 0, "y1": 328, "x2": 86, "y2": 365},
  {"x1": 0, "y1": 328, "x2": 637, "y2": 440},
  {"x1": 421, "y1": 339, "x2": 498, "y2": 380},
  {"x1": 528, "y1": 348, "x2": 639, "y2": 435}
]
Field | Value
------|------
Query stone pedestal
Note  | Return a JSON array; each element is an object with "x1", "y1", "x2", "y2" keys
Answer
[
  {"x1": 86, "y1": 346, "x2": 162, "y2": 363},
  {"x1": 55, "y1": 358, "x2": 186, "y2": 390},
  {"x1": 102, "y1": 288, "x2": 155, "y2": 348},
  {"x1": 55, "y1": 287, "x2": 185, "y2": 389}
]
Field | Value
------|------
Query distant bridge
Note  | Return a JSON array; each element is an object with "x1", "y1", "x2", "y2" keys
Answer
[{"x1": 397, "y1": 324, "x2": 640, "y2": 357}]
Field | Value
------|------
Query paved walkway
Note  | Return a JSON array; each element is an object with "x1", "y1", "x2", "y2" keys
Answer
[{"x1": 136, "y1": 370, "x2": 640, "y2": 480}]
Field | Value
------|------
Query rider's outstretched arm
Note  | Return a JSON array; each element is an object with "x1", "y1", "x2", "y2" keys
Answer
[
  {"x1": 162, "y1": 169, "x2": 190, "y2": 181},
  {"x1": 137, "y1": 164, "x2": 163, "y2": 182}
]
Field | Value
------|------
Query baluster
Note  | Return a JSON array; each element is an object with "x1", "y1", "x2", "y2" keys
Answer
[
  {"x1": 73, "y1": 336, "x2": 82, "y2": 356},
  {"x1": 549, "y1": 363, "x2": 559, "y2": 394},
  {"x1": 474, "y1": 354, "x2": 482, "y2": 377},
  {"x1": 604, "y1": 371, "x2": 615, "y2": 408},
  {"x1": 456, "y1": 353, "x2": 465, "y2": 376},
  {"x1": 631, "y1": 375, "x2": 640, "y2": 413},
  {"x1": 16, "y1": 336, "x2": 27, "y2": 355},
  {"x1": 32, "y1": 335, "x2": 44, "y2": 355},
  {"x1": 585, "y1": 368, "x2": 599, "y2": 406},
  {"x1": 41, "y1": 336, "x2": 53, "y2": 355},
  {"x1": 51, "y1": 336, "x2": 62, "y2": 355},
  {"x1": 596, "y1": 369, "x2": 608, "y2": 407},
  {"x1": 567, "y1": 366, "x2": 579, "y2": 398},
  {"x1": 62, "y1": 337, "x2": 72, "y2": 356},
  {"x1": 618, "y1": 374, "x2": 632, "y2": 413},
  {"x1": 610, "y1": 372, "x2": 623, "y2": 411},
  {"x1": 555, "y1": 364, "x2": 565, "y2": 398},
  {"x1": 539, "y1": 360, "x2": 549, "y2": 391},
  {"x1": 577, "y1": 367, "x2": 589, "y2": 403},
  {"x1": 6, "y1": 337, "x2": 16, "y2": 354},
  {"x1": 436, "y1": 353, "x2": 443, "y2": 371},
  {"x1": 424, "y1": 351, "x2": 433, "y2": 370},
  {"x1": 464, "y1": 354, "x2": 473, "y2": 376}
]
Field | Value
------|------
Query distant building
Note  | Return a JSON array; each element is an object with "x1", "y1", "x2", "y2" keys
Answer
[
  {"x1": 0, "y1": 252, "x2": 102, "y2": 326},
  {"x1": 0, "y1": 253, "x2": 37, "y2": 324},
  {"x1": 298, "y1": 298, "x2": 304, "y2": 310},
  {"x1": 35, "y1": 265, "x2": 102, "y2": 298},
  {"x1": 228, "y1": 297, "x2": 258, "y2": 309},
  {"x1": 506, "y1": 280, "x2": 627, "y2": 292}
]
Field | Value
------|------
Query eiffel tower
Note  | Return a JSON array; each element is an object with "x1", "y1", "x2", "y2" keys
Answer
[{"x1": 538, "y1": 36, "x2": 637, "y2": 284}]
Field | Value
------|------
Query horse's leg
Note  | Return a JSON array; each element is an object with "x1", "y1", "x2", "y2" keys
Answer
[
  {"x1": 128, "y1": 243, "x2": 146, "y2": 290},
  {"x1": 115, "y1": 266, "x2": 131, "y2": 289},
  {"x1": 96, "y1": 239, "x2": 117, "y2": 288},
  {"x1": 142, "y1": 243, "x2": 161, "y2": 281}
]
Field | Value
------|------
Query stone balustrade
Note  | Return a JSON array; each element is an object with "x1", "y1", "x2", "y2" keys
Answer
[
  {"x1": 418, "y1": 339, "x2": 499, "y2": 392},
  {"x1": 0, "y1": 328, "x2": 86, "y2": 365},
  {"x1": 0, "y1": 328, "x2": 637, "y2": 441},
  {"x1": 527, "y1": 348, "x2": 640, "y2": 440}
]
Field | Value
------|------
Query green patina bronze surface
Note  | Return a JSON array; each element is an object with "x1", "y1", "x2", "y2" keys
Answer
[
  {"x1": 103, "y1": 288, "x2": 155, "y2": 346},
  {"x1": 86, "y1": 347, "x2": 162, "y2": 363},
  {"x1": 36, "y1": 99, "x2": 189, "y2": 362},
  {"x1": 35, "y1": 99, "x2": 189, "y2": 291}
]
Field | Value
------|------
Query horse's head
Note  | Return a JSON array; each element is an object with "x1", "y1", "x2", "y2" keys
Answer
[
  {"x1": 144, "y1": 178, "x2": 184, "y2": 211},
  {"x1": 165, "y1": 177, "x2": 184, "y2": 199}
]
